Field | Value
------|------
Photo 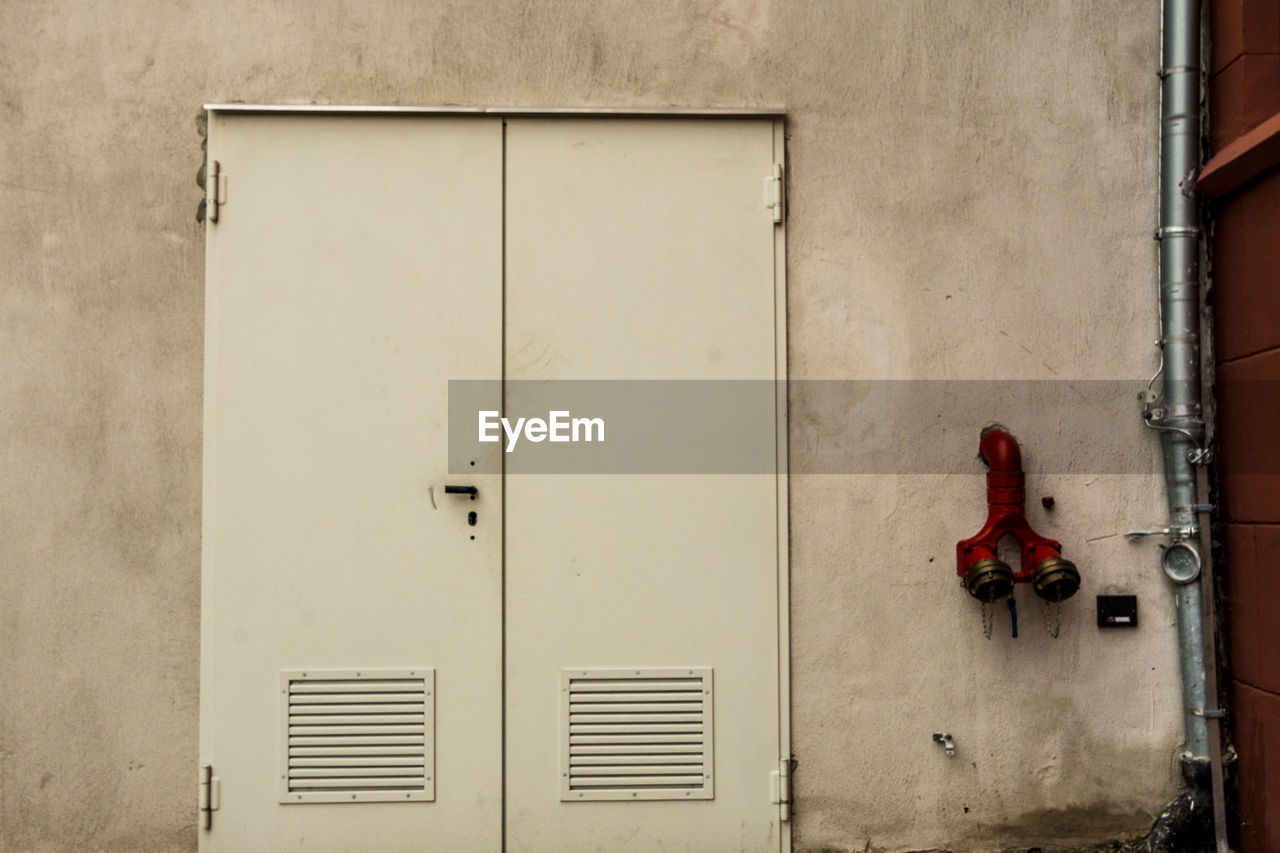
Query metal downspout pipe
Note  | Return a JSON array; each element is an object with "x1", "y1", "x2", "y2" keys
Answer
[
  {"x1": 1150, "y1": 6, "x2": 1233, "y2": 847},
  {"x1": 1155, "y1": 0, "x2": 1209, "y2": 782}
]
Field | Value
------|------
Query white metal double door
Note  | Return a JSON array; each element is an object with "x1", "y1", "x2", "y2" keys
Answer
[{"x1": 201, "y1": 111, "x2": 787, "y2": 852}]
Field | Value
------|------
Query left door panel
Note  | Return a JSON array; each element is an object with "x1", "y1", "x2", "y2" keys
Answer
[{"x1": 200, "y1": 114, "x2": 503, "y2": 853}]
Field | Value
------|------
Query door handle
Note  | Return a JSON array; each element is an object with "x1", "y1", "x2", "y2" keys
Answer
[{"x1": 444, "y1": 485, "x2": 478, "y2": 498}]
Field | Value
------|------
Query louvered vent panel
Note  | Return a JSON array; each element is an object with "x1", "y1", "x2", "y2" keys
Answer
[
  {"x1": 279, "y1": 669, "x2": 434, "y2": 803},
  {"x1": 561, "y1": 668, "x2": 713, "y2": 801}
]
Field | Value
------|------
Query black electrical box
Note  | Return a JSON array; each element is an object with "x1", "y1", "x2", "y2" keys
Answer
[{"x1": 1097, "y1": 594, "x2": 1138, "y2": 628}]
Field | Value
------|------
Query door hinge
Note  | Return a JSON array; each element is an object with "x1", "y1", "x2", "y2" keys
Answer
[
  {"x1": 770, "y1": 756, "x2": 792, "y2": 821},
  {"x1": 764, "y1": 163, "x2": 784, "y2": 225},
  {"x1": 199, "y1": 764, "x2": 221, "y2": 829},
  {"x1": 207, "y1": 160, "x2": 223, "y2": 224}
]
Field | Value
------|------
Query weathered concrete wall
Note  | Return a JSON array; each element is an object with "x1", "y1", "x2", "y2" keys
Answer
[{"x1": 0, "y1": 1, "x2": 1177, "y2": 851}]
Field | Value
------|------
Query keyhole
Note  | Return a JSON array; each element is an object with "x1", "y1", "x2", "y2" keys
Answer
[{"x1": 468, "y1": 511, "x2": 477, "y2": 526}]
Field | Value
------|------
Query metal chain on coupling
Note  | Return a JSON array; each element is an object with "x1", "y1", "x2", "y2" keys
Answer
[
  {"x1": 982, "y1": 601, "x2": 995, "y2": 640},
  {"x1": 1044, "y1": 600, "x2": 1061, "y2": 639}
]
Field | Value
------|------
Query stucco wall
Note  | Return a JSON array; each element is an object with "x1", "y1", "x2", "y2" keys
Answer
[{"x1": 0, "y1": 2, "x2": 1178, "y2": 851}]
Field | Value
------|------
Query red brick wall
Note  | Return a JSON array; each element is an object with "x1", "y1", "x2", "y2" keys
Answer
[
  {"x1": 1207, "y1": 3, "x2": 1280, "y2": 848},
  {"x1": 1209, "y1": 0, "x2": 1280, "y2": 148}
]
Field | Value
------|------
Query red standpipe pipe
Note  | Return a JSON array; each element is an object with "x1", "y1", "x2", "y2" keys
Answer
[{"x1": 955, "y1": 428, "x2": 1079, "y2": 602}]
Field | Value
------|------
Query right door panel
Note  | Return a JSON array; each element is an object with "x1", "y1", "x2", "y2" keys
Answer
[{"x1": 503, "y1": 117, "x2": 786, "y2": 853}]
